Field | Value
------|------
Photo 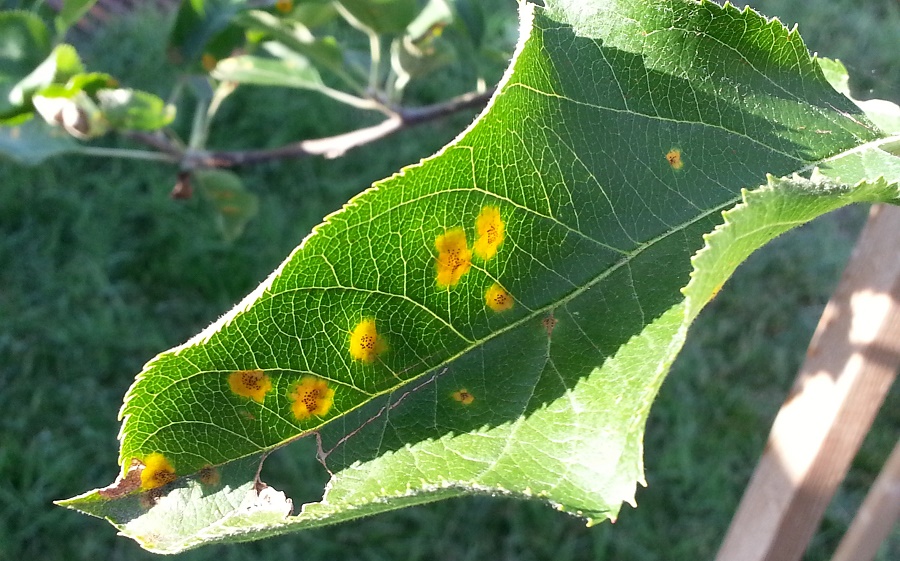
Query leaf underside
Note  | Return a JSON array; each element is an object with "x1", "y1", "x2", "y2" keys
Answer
[{"x1": 60, "y1": 0, "x2": 900, "y2": 553}]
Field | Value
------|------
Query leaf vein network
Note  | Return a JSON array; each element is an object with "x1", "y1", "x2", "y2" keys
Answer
[
  {"x1": 354, "y1": 195, "x2": 742, "y2": 448},
  {"x1": 652, "y1": 25, "x2": 876, "y2": 142},
  {"x1": 136, "y1": 419, "x2": 265, "y2": 459},
  {"x1": 267, "y1": 284, "x2": 473, "y2": 343},
  {"x1": 507, "y1": 82, "x2": 808, "y2": 163}
]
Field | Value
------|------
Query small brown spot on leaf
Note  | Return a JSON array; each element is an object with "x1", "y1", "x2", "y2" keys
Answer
[
  {"x1": 542, "y1": 314, "x2": 558, "y2": 337},
  {"x1": 139, "y1": 487, "x2": 166, "y2": 510},
  {"x1": 198, "y1": 465, "x2": 220, "y2": 487}
]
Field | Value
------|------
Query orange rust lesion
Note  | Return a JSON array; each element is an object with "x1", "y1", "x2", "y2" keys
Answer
[
  {"x1": 140, "y1": 452, "x2": 177, "y2": 491},
  {"x1": 451, "y1": 388, "x2": 475, "y2": 405},
  {"x1": 275, "y1": 0, "x2": 293, "y2": 13},
  {"x1": 288, "y1": 377, "x2": 335, "y2": 421},
  {"x1": 473, "y1": 205, "x2": 504, "y2": 260},
  {"x1": 349, "y1": 318, "x2": 387, "y2": 363},
  {"x1": 484, "y1": 283, "x2": 514, "y2": 312},
  {"x1": 666, "y1": 148, "x2": 684, "y2": 170},
  {"x1": 228, "y1": 369, "x2": 273, "y2": 403},
  {"x1": 434, "y1": 227, "x2": 472, "y2": 288}
]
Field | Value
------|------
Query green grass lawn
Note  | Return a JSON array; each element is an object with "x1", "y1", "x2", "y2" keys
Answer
[{"x1": 1, "y1": 1, "x2": 897, "y2": 560}]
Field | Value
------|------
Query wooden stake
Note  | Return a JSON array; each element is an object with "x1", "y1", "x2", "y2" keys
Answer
[
  {"x1": 831, "y1": 437, "x2": 900, "y2": 561},
  {"x1": 715, "y1": 204, "x2": 900, "y2": 561}
]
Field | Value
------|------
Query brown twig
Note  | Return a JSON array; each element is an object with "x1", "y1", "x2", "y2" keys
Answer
[
  {"x1": 126, "y1": 89, "x2": 495, "y2": 170},
  {"x1": 121, "y1": 130, "x2": 183, "y2": 159}
]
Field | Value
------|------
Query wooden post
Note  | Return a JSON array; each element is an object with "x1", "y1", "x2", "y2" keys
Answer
[
  {"x1": 714, "y1": 204, "x2": 900, "y2": 561},
  {"x1": 831, "y1": 437, "x2": 900, "y2": 561}
]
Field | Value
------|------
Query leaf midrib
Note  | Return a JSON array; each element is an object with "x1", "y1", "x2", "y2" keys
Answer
[{"x1": 130, "y1": 194, "x2": 739, "y2": 469}]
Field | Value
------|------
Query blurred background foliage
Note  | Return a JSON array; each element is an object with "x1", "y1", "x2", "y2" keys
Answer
[{"x1": 0, "y1": 0, "x2": 897, "y2": 559}]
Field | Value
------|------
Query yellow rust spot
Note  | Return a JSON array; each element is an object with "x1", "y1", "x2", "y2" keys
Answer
[
  {"x1": 666, "y1": 149, "x2": 684, "y2": 170},
  {"x1": 435, "y1": 227, "x2": 472, "y2": 287},
  {"x1": 288, "y1": 377, "x2": 335, "y2": 420},
  {"x1": 198, "y1": 465, "x2": 220, "y2": 487},
  {"x1": 710, "y1": 281, "x2": 725, "y2": 300},
  {"x1": 228, "y1": 369, "x2": 272, "y2": 403},
  {"x1": 140, "y1": 453, "x2": 177, "y2": 490},
  {"x1": 485, "y1": 283, "x2": 514, "y2": 312},
  {"x1": 473, "y1": 206, "x2": 504, "y2": 260},
  {"x1": 452, "y1": 389, "x2": 475, "y2": 405},
  {"x1": 275, "y1": 0, "x2": 293, "y2": 13},
  {"x1": 349, "y1": 318, "x2": 387, "y2": 363}
]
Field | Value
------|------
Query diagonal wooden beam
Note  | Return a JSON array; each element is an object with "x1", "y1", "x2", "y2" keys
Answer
[
  {"x1": 715, "y1": 203, "x2": 900, "y2": 561},
  {"x1": 831, "y1": 436, "x2": 900, "y2": 561}
]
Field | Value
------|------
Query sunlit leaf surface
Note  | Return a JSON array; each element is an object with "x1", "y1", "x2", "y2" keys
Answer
[{"x1": 60, "y1": 0, "x2": 900, "y2": 552}]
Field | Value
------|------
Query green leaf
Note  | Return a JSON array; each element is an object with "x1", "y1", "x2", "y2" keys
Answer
[
  {"x1": 95, "y1": 88, "x2": 176, "y2": 131},
  {"x1": 65, "y1": 71, "x2": 117, "y2": 96},
  {"x1": 818, "y1": 57, "x2": 900, "y2": 134},
  {"x1": 22, "y1": 72, "x2": 117, "y2": 101},
  {"x1": 61, "y1": 0, "x2": 900, "y2": 553},
  {"x1": 194, "y1": 169, "x2": 260, "y2": 242},
  {"x1": 0, "y1": 118, "x2": 78, "y2": 165},
  {"x1": 9, "y1": 44, "x2": 84, "y2": 106},
  {"x1": 211, "y1": 49, "x2": 324, "y2": 90},
  {"x1": 405, "y1": 0, "x2": 452, "y2": 39},
  {"x1": 390, "y1": 0, "x2": 457, "y2": 91},
  {"x1": 337, "y1": 0, "x2": 419, "y2": 35},
  {"x1": 685, "y1": 158, "x2": 900, "y2": 326},
  {"x1": 3, "y1": 69, "x2": 116, "y2": 130},
  {"x1": 169, "y1": 0, "x2": 251, "y2": 64},
  {"x1": 55, "y1": 0, "x2": 99, "y2": 35},
  {"x1": 292, "y1": 1, "x2": 339, "y2": 29},
  {"x1": 234, "y1": 10, "x2": 355, "y2": 88},
  {"x1": 0, "y1": 10, "x2": 51, "y2": 78},
  {"x1": 451, "y1": 0, "x2": 485, "y2": 49},
  {"x1": 390, "y1": 34, "x2": 455, "y2": 92}
]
